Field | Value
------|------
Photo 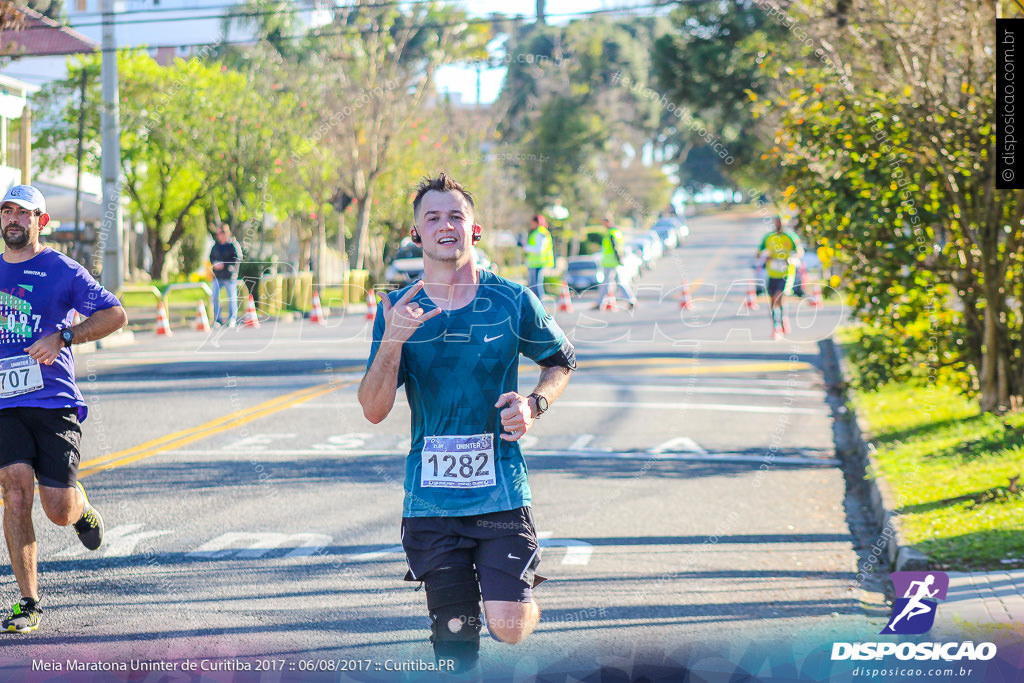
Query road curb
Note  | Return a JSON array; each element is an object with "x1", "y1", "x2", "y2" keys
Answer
[{"x1": 819, "y1": 337, "x2": 930, "y2": 573}]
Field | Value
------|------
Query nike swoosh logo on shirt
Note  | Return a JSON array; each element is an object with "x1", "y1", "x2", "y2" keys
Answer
[
  {"x1": 484, "y1": 334, "x2": 503, "y2": 343},
  {"x1": 508, "y1": 553, "x2": 520, "y2": 560}
]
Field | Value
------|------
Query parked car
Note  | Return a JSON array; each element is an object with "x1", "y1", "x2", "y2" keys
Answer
[
  {"x1": 385, "y1": 240, "x2": 495, "y2": 287},
  {"x1": 619, "y1": 245, "x2": 643, "y2": 283},
  {"x1": 650, "y1": 219, "x2": 679, "y2": 249},
  {"x1": 627, "y1": 233, "x2": 660, "y2": 271},
  {"x1": 565, "y1": 255, "x2": 604, "y2": 293},
  {"x1": 653, "y1": 216, "x2": 689, "y2": 245}
]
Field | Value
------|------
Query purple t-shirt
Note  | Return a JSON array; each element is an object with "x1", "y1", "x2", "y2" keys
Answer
[{"x1": 0, "y1": 247, "x2": 121, "y2": 420}]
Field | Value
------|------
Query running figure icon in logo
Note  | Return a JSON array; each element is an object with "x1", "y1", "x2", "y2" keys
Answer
[{"x1": 881, "y1": 571, "x2": 949, "y2": 635}]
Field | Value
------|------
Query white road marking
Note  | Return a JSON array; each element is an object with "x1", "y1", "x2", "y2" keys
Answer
[
  {"x1": 568, "y1": 383, "x2": 822, "y2": 397},
  {"x1": 53, "y1": 524, "x2": 172, "y2": 559},
  {"x1": 556, "y1": 400, "x2": 826, "y2": 415},
  {"x1": 223, "y1": 434, "x2": 297, "y2": 450},
  {"x1": 531, "y1": 450, "x2": 839, "y2": 466},
  {"x1": 568, "y1": 434, "x2": 595, "y2": 450},
  {"x1": 651, "y1": 437, "x2": 707, "y2": 454},
  {"x1": 310, "y1": 433, "x2": 374, "y2": 450},
  {"x1": 169, "y1": 448, "x2": 838, "y2": 465},
  {"x1": 187, "y1": 532, "x2": 332, "y2": 559},
  {"x1": 540, "y1": 538, "x2": 594, "y2": 565},
  {"x1": 348, "y1": 545, "x2": 406, "y2": 561}
]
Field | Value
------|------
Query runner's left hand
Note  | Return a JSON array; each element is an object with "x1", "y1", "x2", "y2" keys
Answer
[
  {"x1": 25, "y1": 333, "x2": 65, "y2": 366},
  {"x1": 495, "y1": 392, "x2": 533, "y2": 442}
]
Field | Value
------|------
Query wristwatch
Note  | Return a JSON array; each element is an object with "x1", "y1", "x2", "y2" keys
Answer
[
  {"x1": 528, "y1": 392, "x2": 549, "y2": 418},
  {"x1": 60, "y1": 328, "x2": 74, "y2": 347}
]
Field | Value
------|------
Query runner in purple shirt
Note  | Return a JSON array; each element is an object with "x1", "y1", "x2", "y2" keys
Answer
[{"x1": 0, "y1": 185, "x2": 127, "y2": 634}]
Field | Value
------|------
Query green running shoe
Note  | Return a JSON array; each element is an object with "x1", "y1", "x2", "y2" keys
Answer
[
  {"x1": 3, "y1": 598, "x2": 42, "y2": 633},
  {"x1": 73, "y1": 481, "x2": 104, "y2": 551}
]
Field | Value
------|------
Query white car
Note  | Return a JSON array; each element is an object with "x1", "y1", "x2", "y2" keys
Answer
[{"x1": 385, "y1": 240, "x2": 495, "y2": 287}]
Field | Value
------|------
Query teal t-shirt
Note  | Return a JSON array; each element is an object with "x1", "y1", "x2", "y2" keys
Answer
[{"x1": 367, "y1": 270, "x2": 570, "y2": 517}]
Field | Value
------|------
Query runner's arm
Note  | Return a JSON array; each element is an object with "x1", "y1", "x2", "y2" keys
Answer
[
  {"x1": 528, "y1": 365, "x2": 572, "y2": 416},
  {"x1": 23, "y1": 306, "x2": 127, "y2": 365},
  {"x1": 359, "y1": 341, "x2": 403, "y2": 424},
  {"x1": 358, "y1": 282, "x2": 441, "y2": 423},
  {"x1": 71, "y1": 305, "x2": 128, "y2": 342},
  {"x1": 496, "y1": 360, "x2": 574, "y2": 441}
]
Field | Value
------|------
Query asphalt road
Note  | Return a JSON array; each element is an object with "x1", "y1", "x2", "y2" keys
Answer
[{"x1": 0, "y1": 210, "x2": 891, "y2": 681}]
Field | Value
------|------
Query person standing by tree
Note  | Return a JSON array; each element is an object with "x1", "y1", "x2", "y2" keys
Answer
[
  {"x1": 0, "y1": 185, "x2": 127, "y2": 633},
  {"x1": 209, "y1": 224, "x2": 242, "y2": 327},
  {"x1": 522, "y1": 214, "x2": 554, "y2": 300}
]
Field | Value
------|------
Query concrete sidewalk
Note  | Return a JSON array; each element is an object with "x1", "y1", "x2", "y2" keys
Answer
[{"x1": 934, "y1": 569, "x2": 1024, "y2": 633}]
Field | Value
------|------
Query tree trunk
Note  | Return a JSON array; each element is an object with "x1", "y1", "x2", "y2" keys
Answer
[
  {"x1": 349, "y1": 188, "x2": 373, "y2": 272},
  {"x1": 979, "y1": 287, "x2": 1005, "y2": 414},
  {"x1": 149, "y1": 242, "x2": 167, "y2": 281},
  {"x1": 314, "y1": 211, "x2": 327, "y2": 293}
]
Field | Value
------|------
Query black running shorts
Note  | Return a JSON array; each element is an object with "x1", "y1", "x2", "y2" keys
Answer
[
  {"x1": 767, "y1": 277, "x2": 788, "y2": 297},
  {"x1": 402, "y1": 507, "x2": 542, "y2": 603},
  {"x1": 0, "y1": 407, "x2": 82, "y2": 488}
]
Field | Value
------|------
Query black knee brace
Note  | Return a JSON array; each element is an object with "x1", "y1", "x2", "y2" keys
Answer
[{"x1": 423, "y1": 565, "x2": 482, "y2": 673}]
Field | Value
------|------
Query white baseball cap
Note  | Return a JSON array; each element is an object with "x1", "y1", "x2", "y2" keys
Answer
[{"x1": 1, "y1": 185, "x2": 46, "y2": 214}]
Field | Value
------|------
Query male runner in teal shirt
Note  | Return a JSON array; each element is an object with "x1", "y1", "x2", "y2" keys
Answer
[{"x1": 359, "y1": 173, "x2": 575, "y2": 672}]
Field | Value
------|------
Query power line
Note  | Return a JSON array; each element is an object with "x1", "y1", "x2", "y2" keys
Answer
[
  {"x1": 67, "y1": 0, "x2": 448, "y2": 19},
  {"x1": 12, "y1": 1, "x2": 671, "y2": 56},
  {"x1": 18, "y1": 0, "x2": 669, "y2": 31}
]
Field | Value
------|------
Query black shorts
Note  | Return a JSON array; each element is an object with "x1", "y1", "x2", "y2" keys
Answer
[
  {"x1": 767, "y1": 277, "x2": 788, "y2": 297},
  {"x1": 402, "y1": 507, "x2": 542, "y2": 603},
  {"x1": 0, "y1": 407, "x2": 82, "y2": 488}
]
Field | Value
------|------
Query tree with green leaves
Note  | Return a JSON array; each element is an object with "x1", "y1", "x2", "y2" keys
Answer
[
  {"x1": 300, "y1": 1, "x2": 489, "y2": 272},
  {"x1": 497, "y1": 17, "x2": 669, "y2": 224},
  {"x1": 35, "y1": 51, "x2": 293, "y2": 280},
  {"x1": 651, "y1": 0, "x2": 789, "y2": 189},
  {"x1": 757, "y1": 0, "x2": 1022, "y2": 412}
]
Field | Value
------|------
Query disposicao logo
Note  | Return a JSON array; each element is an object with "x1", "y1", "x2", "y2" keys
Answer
[
  {"x1": 881, "y1": 571, "x2": 949, "y2": 635},
  {"x1": 830, "y1": 571, "x2": 998, "y2": 662}
]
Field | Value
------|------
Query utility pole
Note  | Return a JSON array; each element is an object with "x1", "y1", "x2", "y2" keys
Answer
[
  {"x1": 100, "y1": 0, "x2": 124, "y2": 291},
  {"x1": 535, "y1": 0, "x2": 545, "y2": 25},
  {"x1": 73, "y1": 68, "x2": 86, "y2": 261}
]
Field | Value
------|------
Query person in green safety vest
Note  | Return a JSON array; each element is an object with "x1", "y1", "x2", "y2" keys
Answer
[
  {"x1": 523, "y1": 214, "x2": 555, "y2": 299},
  {"x1": 594, "y1": 216, "x2": 636, "y2": 310}
]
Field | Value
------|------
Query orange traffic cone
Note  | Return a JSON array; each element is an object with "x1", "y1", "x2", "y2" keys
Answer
[
  {"x1": 242, "y1": 294, "x2": 260, "y2": 328},
  {"x1": 557, "y1": 282, "x2": 573, "y2": 313},
  {"x1": 744, "y1": 282, "x2": 760, "y2": 310},
  {"x1": 155, "y1": 301, "x2": 173, "y2": 336},
  {"x1": 310, "y1": 292, "x2": 327, "y2": 324},
  {"x1": 365, "y1": 289, "x2": 377, "y2": 321},
  {"x1": 599, "y1": 289, "x2": 617, "y2": 312},
  {"x1": 810, "y1": 282, "x2": 823, "y2": 307},
  {"x1": 679, "y1": 279, "x2": 693, "y2": 310},
  {"x1": 194, "y1": 300, "x2": 211, "y2": 332},
  {"x1": 805, "y1": 267, "x2": 823, "y2": 308}
]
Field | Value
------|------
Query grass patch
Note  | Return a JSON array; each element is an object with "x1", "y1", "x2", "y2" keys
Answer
[{"x1": 851, "y1": 382, "x2": 1024, "y2": 570}]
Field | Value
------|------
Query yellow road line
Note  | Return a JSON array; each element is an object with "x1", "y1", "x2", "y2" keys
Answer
[
  {"x1": 636, "y1": 362, "x2": 814, "y2": 375},
  {"x1": 580, "y1": 357, "x2": 699, "y2": 370},
  {"x1": 578, "y1": 358, "x2": 812, "y2": 375},
  {"x1": 77, "y1": 380, "x2": 351, "y2": 478}
]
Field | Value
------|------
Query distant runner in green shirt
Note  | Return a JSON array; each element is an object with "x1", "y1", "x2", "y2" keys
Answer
[
  {"x1": 359, "y1": 173, "x2": 576, "y2": 673},
  {"x1": 755, "y1": 216, "x2": 804, "y2": 339}
]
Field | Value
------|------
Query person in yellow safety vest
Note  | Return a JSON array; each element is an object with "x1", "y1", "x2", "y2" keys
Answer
[
  {"x1": 523, "y1": 214, "x2": 555, "y2": 299},
  {"x1": 755, "y1": 215, "x2": 804, "y2": 338},
  {"x1": 593, "y1": 216, "x2": 636, "y2": 310}
]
